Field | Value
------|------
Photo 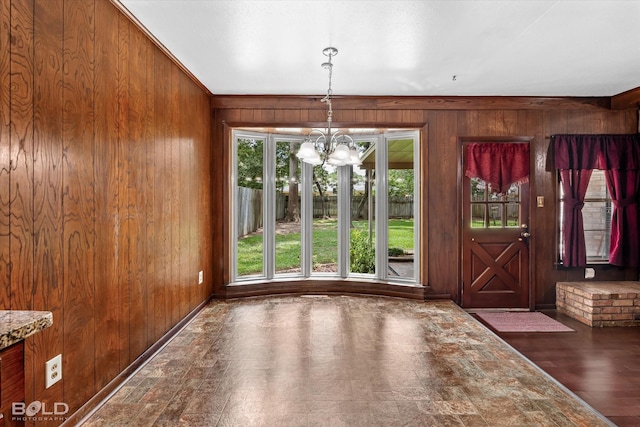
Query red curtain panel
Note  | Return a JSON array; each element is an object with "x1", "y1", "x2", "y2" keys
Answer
[{"x1": 554, "y1": 134, "x2": 640, "y2": 267}]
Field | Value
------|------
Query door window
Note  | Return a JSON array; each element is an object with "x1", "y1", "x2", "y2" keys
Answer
[{"x1": 470, "y1": 180, "x2": 522, "y2": 229}]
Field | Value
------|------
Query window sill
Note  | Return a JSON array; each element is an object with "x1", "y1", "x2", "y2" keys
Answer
[{"x1": 554, "y1": 262, "x2": 622, "y2": 270}]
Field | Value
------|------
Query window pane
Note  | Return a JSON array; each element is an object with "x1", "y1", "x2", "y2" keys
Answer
[
  {"x1": 236, "y1": 138, "x2": 264, "y2": 277},
  {"x1": 275, "y1": 140, "x2": 301, "y2": 275},
  {"x1": 232, "y1": 129, "x2": 419, "y2": 283},
  {"x1": 583, "y1": 200, "x2": 611, "y2": 262},
  {"x1": 585, "y1": 171, "x2": 608, "y2": 199},
  {"x1": 558, "y1": 169, "x2": 612, "y2": 263},
  {"x1": 506, "y1": 203, "x2": 519, "y2": 227},
  {"x1": 350, "y1": 140, "x2": 376, "y2": 275},
  {"x1": 470, "y1": 203, "x2": 485, "y2": 228},
  {"x1": 387, "y1": 138, "x2": 414, "y2": 279},
  {"x1": 313, "y1": 163, "x2": 338, "y2": 273},
  {"x1": 505, "y1": 183, "x2": 519, "y2": 201},
  {"x1": 488, "y1": 204, "x2": 503, "y2": 228},
  {"x1": 585, "y1": 230, "x2": 610, "y2": 261},
  {"x1": 471, "y1": 178, "x2": 486, "y2": 201}
]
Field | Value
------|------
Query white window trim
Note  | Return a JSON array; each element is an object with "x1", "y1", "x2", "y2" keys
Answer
[{"x1": 231, "y1": 129, "x2": 421, "y2": 284}]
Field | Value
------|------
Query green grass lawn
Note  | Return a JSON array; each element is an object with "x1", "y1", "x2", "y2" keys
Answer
[{"x1": 237, "y1": 218, "x2": 413, "y2": 276}]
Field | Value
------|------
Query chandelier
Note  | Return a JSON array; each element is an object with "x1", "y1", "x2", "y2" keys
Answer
[{"x1": 295, "y1": 47, "x2": 361, "y2": 167}]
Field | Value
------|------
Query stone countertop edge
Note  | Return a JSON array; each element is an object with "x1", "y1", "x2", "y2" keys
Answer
[{"x1": 0, "y1": 310, "x2": 53, "y2": 351}]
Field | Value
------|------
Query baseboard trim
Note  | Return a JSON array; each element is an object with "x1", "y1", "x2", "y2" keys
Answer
[{"x1": 63, "y1": 294, "x2": 214, "y2": 426}]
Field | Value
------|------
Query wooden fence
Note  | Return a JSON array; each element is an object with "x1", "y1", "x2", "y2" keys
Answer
[
  {"x1": 315, "y1": 195, "x2": 414, "y2": 219},
  {"x1": 237, "y1": 187, "x2": 413, "y2": 237}
]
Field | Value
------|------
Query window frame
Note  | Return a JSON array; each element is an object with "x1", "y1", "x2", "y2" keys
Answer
[{"x1": 231, "y1": 129, "x2": 421, "y2": 284}]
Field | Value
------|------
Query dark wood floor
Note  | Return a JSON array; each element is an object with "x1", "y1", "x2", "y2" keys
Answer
[{"x1": 481, "y1": 310, "x2": 640, "y2": 427}]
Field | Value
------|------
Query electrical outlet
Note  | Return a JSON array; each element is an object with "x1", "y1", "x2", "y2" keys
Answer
[
  {"x1": 585, "y1": 268, "x2": 595, "y2": 279},
  {"x1": 45, "y1": 354, "x2": 62, "y2": 388},
  {"x1": 198, "y1": 271, "x2": 203, "y2": 284}
]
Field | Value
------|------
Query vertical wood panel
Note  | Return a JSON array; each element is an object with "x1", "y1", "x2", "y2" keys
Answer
[
  {"x1": 94, "y1": 0, "x2": 120, "y2": 389},
  {"x1": 0, "y1": 0, "x2": 11, "y2": 310},
  {"x1": 10, "y1": 1, "x2": 35, "y2": 417},
  {"x1": 428, "y1": 111, "x2": 459, "y2": 298},
  {"x1": 153, "y1": 50, "x2": 170, "y2": 339},
  {"x1": 144, "y1": 38, "x2": 156, "y2": 348},
  {"x1": 169, "y1": 63, "x2": 181, "y2": 324},
  {"x1": 9, "y1": 0, "x2": 34, "y2": 312},
  {"x1": 185, "y1": 79, "x2": 197, "y2": 308},
  {"x1": 179, "y1": 73, "x2": 192, "y2": 317},
  {"x1": 213, "y1": 118, "x2": 228, "y2": 292},
  {"x1": 200, "y1": 93, "x2": 212, "y2": 299},
  {"x1": 32, "y1": 0, "x2": 64, "y2": 420},
  {"x1": 62, "y1": 0, "x2": 96, "y2": 410},
  {"x1": 116, "y1": 11, "x2": 130, "y2": 370},
  {"x1": 127, "y1": 24, "x2": 147, "y2": 361}
]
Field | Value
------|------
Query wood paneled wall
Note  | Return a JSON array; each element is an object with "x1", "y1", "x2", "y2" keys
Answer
[
  {"x1": 0, "y1": 0, "x2": 213, "y2": 424},
  {"x1": 211, "y1": 97, "x2": 639, "y2": 307}
]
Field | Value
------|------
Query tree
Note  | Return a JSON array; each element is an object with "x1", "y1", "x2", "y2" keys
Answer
[
  {"x1": 388, "y1": 169, "x2": 414, "y2": 197},
  {"x1": 354, "y1": 169, "x2": 373, "y2": 220},
  {"x1": 284, "y1": 142, "x2": 300, "y2": 222},
  {"x1": 237, "y1": 138, "x2": 264, "y2": 190}
]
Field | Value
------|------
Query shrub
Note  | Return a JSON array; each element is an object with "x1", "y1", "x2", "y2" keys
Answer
[
  {"x1": 350, "y1": 228, "x2": 376, "y2": 274},
  {"x1": 388, "y1": 247, "x2": 405, "y2": 257}
]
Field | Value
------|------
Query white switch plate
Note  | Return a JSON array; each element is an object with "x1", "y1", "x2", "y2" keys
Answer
[
  {"x1": 198, "y1": 271, "x2": 203, "y2": 284},
  {"x1": 45, "y1": 354, "x2": 62, "y2": 388}
]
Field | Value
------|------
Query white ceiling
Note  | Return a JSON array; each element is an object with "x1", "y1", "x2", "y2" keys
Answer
[{"x1": 119, "y1": 0, "x2": 640, "y2": 97}]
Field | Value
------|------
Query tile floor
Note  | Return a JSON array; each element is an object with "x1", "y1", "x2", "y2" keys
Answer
[{"x1": 80, "y1": 296, "x2": 613, "y2": 426}]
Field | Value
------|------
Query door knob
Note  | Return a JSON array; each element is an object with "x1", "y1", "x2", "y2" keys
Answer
[{"x1": 521, "y1": 231, "x2": 531, "y2": 238}]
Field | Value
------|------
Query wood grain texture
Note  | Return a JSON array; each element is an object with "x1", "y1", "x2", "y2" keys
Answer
[
  {"x1": 9, "y1": 2, "x2": 35, "y2": 418},
  {"x1": 169, "y1": 64, "x2": 181, "y2": 325},
  {"x1": 0, "y1": 342, "x2": 25, "y2": 426},
  {"x1": 63, "y1": 0, "x2": 96, "y2": 411},
  {"x1": 181, "y1": 73, "x2": 195, "y2": 315},
  {"x1": 153, "y1": 50, "x2": 171, "y2": 341},
  {"x1": 127, "y1": 23, "x2": 147, "y2": 363},
  {"x1": 94, "y1": 0, "x2": 120, "y2": 390},
  {"x1": 144, "y1": 35, "x2": 155, "y2": 349},
  {"x1": 31, "y1": 1, "x2": 65, "y2": 422},
  {"x1": 212, "y1": 95, "x2": 613, "y2": 111},
  {"x1": 611, "y1": 86, "x2": 640, "y2": 110},
  {"x1": 0, "y1": 0, "x2": 11, "y2": 311},
  {"x1": 1, "y1": 0, "x2": 214, "y2": 423},
  {"x1": 9, "y1": 0, "x2": 34, "y2": 312},
  {"x1": 116, "y1": 10, "x2": 130, "y2": 371}
]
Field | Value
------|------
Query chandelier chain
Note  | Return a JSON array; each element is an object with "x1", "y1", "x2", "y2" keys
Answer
[{"x1": 321, "y1": 49, "x2": 336, "y2": 133}]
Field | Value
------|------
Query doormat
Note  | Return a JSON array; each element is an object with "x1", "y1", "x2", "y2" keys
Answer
[{"x1": 475, "y1": 311, "x2": 575, "y2": 333}]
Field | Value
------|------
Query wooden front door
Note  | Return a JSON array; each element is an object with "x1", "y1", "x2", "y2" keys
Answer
[{"x1": 461, "y1": 166, "x2": 530, "y2": 309}]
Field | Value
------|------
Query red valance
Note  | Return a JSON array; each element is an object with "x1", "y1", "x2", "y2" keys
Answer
[
  {"x1": 465, "y1": 143, "x2": 530, "y2": 194},
  {"x1": 554, "y1": 134, "x2": 640, "y2": 170}
]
